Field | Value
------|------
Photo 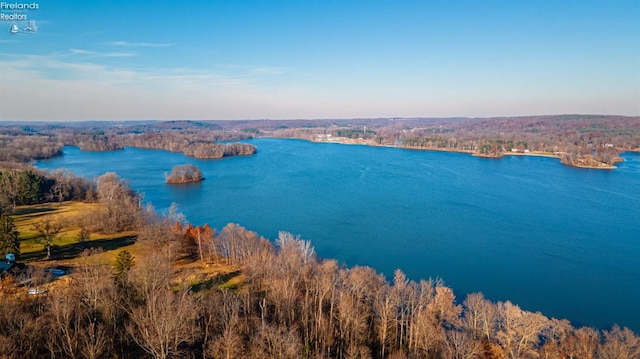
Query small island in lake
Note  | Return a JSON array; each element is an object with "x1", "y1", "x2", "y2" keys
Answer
[{"x1": 165, "y1": 164, "x2": 204, "y2": 184}]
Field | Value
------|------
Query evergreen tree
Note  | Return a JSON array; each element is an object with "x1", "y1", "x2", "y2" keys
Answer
[
  {"x1": 114, "y1": 249, "x2": 135, "y2": 284},
  {"x1": 17, "y1": 170, "x2": 46, "y2": 205},
  {"x1": 0, "y1": 210, "x2": 20, "y2": 259}
]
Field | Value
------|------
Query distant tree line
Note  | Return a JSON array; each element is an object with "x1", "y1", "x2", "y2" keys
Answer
[
  {"x1": 7, "y1": 116, "x2": 638, "y2": 168},
  {"x1": 333, "y1": 129, "x2": 378, "y2": 140},
  {"x1": 62, "y1": 133, "x2": 124, "y2": 152},
  {"x1": 395, "y1": 117, "x2": 639, "y2": 167},
  {"x1": 1, "y1": 124, "x2": 256, "y2": 161},
  {"x1": 123, "y1": 133, "x2": 256, "y2": 159},
  {"x1": 262, "y1": 116, "x2": 639, "y2": 168},
  {"x1": 58, "y1": 131, "x2": 256, "y2": 159},
  {"x1": 0, "y1": 134, "x2": 63, "y2": 164},
  {"x1": 0, "y1": 168, "x2": 95, "y2": 212}
]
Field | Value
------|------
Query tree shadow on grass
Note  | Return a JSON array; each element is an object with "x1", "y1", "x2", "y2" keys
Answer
[
  {"x1": 190, "y1": 270, "x2": 242, "y2": 293},
  {"x1": 21, "y1": 235, "x2": 137, "y2": 262},
  {"x1": 13, "y1": 206, "x2": 59, "y2": 216},
  {"x1": 20, "y1": 249, "x2": 47, "y2": 262}
]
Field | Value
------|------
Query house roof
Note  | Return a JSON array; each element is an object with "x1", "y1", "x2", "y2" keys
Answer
[{"x1": 0, "y1": 261, "x2": 14, "y2": 276}]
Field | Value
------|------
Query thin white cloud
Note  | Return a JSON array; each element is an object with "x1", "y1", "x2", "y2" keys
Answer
[
  {"x1": 70, "y1": 48, "x2": 135, "y2": 57},
  {"x1": 109, "y1": 40, "x2": 171, "y2": 48},
  {"x1": 250, "y1": 66, "x2": 285, "y2": 75},
  {"x1": 213, "y1": 64, "x2": 286, "y2": 79}
]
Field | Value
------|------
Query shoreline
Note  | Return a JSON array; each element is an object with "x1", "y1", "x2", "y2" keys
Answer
[{"x1": 305, "y1": 137, "x2": 621, "y2": 170}]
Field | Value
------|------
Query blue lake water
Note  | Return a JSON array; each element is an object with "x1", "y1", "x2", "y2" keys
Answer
[{"x1": 36, "y1": 139, "x2": 640, "y2": 332}]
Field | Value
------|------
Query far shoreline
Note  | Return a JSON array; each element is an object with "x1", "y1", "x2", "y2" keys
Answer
[{"x1": 302, "y1": 136, "x2": 623, "y2": 170}]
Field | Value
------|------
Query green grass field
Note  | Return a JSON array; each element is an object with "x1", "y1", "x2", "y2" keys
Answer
[
  {"x1": 11, "y1": 201, "x2": 243, "y2": 291},
  {"x1": 13, "y1": 202, "x2": 138, "y2": 263}
]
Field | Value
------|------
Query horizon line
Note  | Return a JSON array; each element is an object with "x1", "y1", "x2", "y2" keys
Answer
[{"x1": 1, "y1": 113, "x2": 639, "y2": 124}]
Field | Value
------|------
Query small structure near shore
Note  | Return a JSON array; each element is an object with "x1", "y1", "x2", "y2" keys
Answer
[
  {"x1": 0, "y1": 255, "x2": 15, "y2": 277},
  {"x1": 166, "y1": 164, "x2": 204, "y2": 184}
]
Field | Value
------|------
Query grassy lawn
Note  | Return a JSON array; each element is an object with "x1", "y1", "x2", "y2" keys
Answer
[
  {"x1": 11, "y1": 201, "x2": 244, "y2": 291},
  {"x1": 13, "y1": 201, "x2": 138, "y2": 263}
]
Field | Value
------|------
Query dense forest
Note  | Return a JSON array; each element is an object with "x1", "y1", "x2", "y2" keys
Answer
[
  {"x1": 0, "y1": 133, "x2": 63, "y2": 167},
  {"x1": 0, "y1": 168, "x2": 92, "y2": 211},
  {"x1": 122, "y1": 133, "x2": 256, "y2": 159},
  {"x1": 33, "y1": 122, "x2": 257, "y2": 159}
]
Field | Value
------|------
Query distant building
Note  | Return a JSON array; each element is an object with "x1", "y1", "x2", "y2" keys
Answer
[
  {"x1": 1, "y1": 254, "x2": 17, "y2": 278},
  {"x1": 0, "y1": 262, "x2": 14, "y2": 277}
]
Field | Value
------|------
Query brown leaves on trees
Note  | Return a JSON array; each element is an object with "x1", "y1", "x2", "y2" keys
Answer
[
  {"x1": 165, "y1": 164, "x2": 203, "y2": 184},
  {"x1": 181, "y1": 223, "x2": 215, "y2": 261}
]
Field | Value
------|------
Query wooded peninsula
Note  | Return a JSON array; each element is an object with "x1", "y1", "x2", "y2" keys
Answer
[{"x1": 1, "y1": 116, "x2": 639, "y2": 358}]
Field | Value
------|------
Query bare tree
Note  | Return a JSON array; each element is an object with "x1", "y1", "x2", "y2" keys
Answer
[
  {"x1": 335, "y1": 266, "x2": 384, "y2": 358},
  {"x1": 127, "y1": 288, "x2": 197, "y2": 359},
  {"x1": 306, "y1": 258, "x2": 339, "y2": 357},
  {"x1": 0, "y1": 170, "x2": 20, "y2": 210},
  {"x1": 391, "y1": 269, "x2": 410, "y2": 350},
  {"x1": 95, "y1": 172, "x2": 139, "y2": 234},
  {"x1": 79, "y1": 320, "x2": 110, "y2": 359},
  {"x1": 46, "y1": 287, "x2": 82, "y2": 359},
  {"x1": 49, "y1": 169, "x2": 71, "y2": 204},
  {"x1": 444, "y1": 328, "x2": 483, "y2": 359},
  {"x1": 374, "y1": 282, "x2": 396, "y2": 358},
  {"x1": 572, "y1": 326, "x2": 599, "y2": 359},
  {"x1": 600, "y1": 325, "x2": 640, "y2": 359},
  {"x1": 129, "y1": 250, "x2": 173, "y2": 301},
  {"x1": 250, "y1": 323, "x2": 302, "y2": 359},
  {"x1": 463, "y1": 292, "x2": 497, "y2": 341},
  {"x1": 217, "y1": 223, "x2": 265, "y2": 265},
  {"x1": 277, "y1": 231, "x2": 315, "y2": 264},
  {"x1": 204, "y1": 290, "x2": 246, "y2": 359},
  {"x1": 32, "y1": 218, "x2": 62, "y2": 259},
  {"x1": 410, "y1": 279, "x2": 441, "y2": 356},
  {"x1": 495, "y1": 301, "x2": 549, "y2": 359}
]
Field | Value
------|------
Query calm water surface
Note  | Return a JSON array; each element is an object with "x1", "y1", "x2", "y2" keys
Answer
[{"x1": 37, "y1": 139, "x2": 640, "y2": 331}]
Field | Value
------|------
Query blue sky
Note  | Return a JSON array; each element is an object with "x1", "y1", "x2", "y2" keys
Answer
[{"x1": 0, "y1": 0, "x2": 638, "y2": 121}]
